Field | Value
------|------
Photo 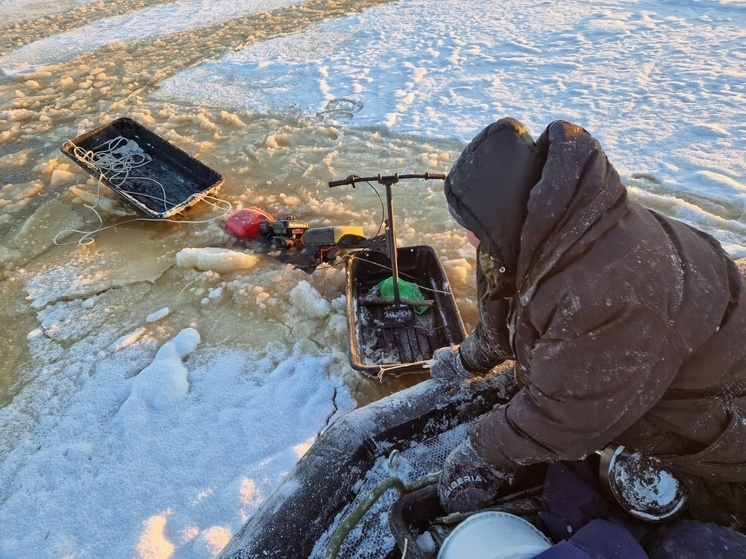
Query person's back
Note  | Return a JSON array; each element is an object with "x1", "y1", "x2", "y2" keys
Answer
[{"x1": 433, "y1": 117, "x2": 746, "y2": 531}]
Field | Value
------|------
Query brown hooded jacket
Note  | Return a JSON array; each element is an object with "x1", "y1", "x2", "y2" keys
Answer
[{"x1": 445, "y1": 119, "x2": 746, "y2": 493}]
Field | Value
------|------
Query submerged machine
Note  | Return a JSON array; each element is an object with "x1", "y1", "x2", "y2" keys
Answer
[
  {"x1": 63, "y1": 127, "x2": 465, "y2": 378},
  {"x1": 226, "y1": 172, "x2": 468, "y2": 377}
]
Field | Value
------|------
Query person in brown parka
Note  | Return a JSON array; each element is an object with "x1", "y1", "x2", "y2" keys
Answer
[{"x1": 429, "y1": 117, "x2": 746, "y2": 531}]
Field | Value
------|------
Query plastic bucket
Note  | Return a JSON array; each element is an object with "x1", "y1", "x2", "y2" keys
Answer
[{"x1": 437, "y1": 511, "x2": 552, "y2": 559}]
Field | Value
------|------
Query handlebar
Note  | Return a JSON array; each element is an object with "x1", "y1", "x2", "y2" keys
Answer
[{"x1": 328, "y1": 172, "x2": 446, "y2": 188}]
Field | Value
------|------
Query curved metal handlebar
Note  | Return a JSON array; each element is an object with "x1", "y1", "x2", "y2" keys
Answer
[{"x1": 328, "y1": 172, "x2": 446, "y2": 188}]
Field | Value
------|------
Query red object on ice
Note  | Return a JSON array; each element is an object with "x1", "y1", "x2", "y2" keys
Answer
[{"x1": 225, "y1": 207, "x2": 274, "y2": 239}]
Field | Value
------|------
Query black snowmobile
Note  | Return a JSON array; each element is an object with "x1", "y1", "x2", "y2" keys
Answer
[
  {"x1": 217, "y1": 366, "x2": 527, "y2": 559},
  {"x1": 217, "y1": 359, "x2": 697, "y2": 559}
]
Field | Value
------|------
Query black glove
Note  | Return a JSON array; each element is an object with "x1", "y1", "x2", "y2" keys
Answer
[
  {"x1": 427, "y1": 345, "x2": 479, "y2": 382},
  {"x1": 438, "y1": 437, "x2": 514, "y2": 514}
]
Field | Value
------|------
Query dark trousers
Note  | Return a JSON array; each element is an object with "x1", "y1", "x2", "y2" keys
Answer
[
  {"x1": 535, "y1": 461, "x2": 746, "y2": 559},
  {"x1": 681, "y1": 473, "x2": 746, "y2": 532}
]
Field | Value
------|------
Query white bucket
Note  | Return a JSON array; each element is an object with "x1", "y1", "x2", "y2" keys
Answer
[{"x1": 437, "y1": 511, "x2": 552, "y2": 559}]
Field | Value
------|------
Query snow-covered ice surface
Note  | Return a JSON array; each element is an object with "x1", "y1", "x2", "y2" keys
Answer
[
  {"x1": 0, "y1": 0, "x2": 97, "y2": 24},
  {"x1": 0, "y1": 0, "x2": 307, "y2": 72},
  {"x1": 0, "y1": 0, "x2": 744, "y2": 557},
  {"x1": 1, "y1": 328, "x2": 356, "y2": 558},
  {"x1": 155, "y1": 0, "x2": 746, "y2": 253}
]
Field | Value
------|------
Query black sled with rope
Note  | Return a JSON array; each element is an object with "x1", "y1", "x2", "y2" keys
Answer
[{"x1": 61, "y1": 117, "x2": 224, "y2": 219}]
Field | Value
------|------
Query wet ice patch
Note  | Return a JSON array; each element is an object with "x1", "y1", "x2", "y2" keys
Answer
[{"x1": 289, "y1": 280, "x2": 331, "y2": 318}]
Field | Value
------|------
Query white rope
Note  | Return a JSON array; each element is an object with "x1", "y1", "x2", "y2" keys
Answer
[{"x1": 56, "y1": 136, "x2": 232, "y2": 246}]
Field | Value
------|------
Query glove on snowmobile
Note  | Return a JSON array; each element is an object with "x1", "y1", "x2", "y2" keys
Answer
[
  {"x1": 428, "y1": 345, "x2": 480, "y2": 382},
  {"x1": 438, "y1": 437, "x2": 514, "y2": 514}
]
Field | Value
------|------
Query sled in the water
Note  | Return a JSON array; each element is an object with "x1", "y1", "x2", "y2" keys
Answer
[
  {"x1": 346, "y1": 245, "x2": 466, "y2": 376},
  {"x1": 61, "y1": 117, "x2": 223, "y2": 218},
  {"x1": 326, "y1": 173, "x2": 467, "y2": 377}
]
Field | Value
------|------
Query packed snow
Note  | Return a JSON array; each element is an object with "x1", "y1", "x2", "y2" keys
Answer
[{"x1": 0, "y1": 0, "x2": 744, "y2": 558}]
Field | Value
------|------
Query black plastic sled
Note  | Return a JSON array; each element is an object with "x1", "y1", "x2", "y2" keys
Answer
[
  {"x1": 346, "y1": 245, "x2": 466, "y2": 376},
  {"x1": 61, "y1": 117, "x2": 223, "y2": 218}
]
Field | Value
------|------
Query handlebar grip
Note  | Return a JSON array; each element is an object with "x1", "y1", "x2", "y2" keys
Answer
[
  {"x1": 328, "y1": 174, "x2": 361, "y2": 188},
  {"x1": 425, "y1": 173, "x2": 446, "y2": 180}
]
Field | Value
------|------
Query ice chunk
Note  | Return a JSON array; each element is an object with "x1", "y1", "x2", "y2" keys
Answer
[
  {"x1": 289, "y1": 280, "x2": 331, "y2": 318},
  {"x1": 119, "y1": 328, "x2": 201, "y2": 417},
  {"x1": 146, "y1": 307, "x2": 170, "y2": 323},
  {"x1": 176, "y1": 247, "x2": 259, "y2": 272}
]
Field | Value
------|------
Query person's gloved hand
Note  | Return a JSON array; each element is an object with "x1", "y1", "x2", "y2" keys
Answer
[
  {"x1": 438, "y1": 437, "x2": 514, "y2": 514},
  {"x1": 427, "y1": 345, "x2": 479, "y2": 382}
]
